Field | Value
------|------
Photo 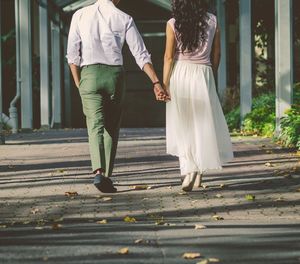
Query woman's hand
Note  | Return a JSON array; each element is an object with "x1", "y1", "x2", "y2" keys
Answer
[
  {"x1": 154, "y1": 83, "x2": 170, "y2": 102},
  {"x1": 163, "y1": 84, "x2": 171, "y2": 101}
]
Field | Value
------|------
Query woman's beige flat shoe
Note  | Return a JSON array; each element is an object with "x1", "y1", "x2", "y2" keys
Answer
[
  {"x1": 194, "y1": 172, "x2": 203, "y2": 188},
  {"x1": 182, "y1": 172, "x2": 197, "y2": 192}
]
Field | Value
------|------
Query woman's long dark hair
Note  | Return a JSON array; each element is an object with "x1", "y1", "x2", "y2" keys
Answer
[{"x1": 172, "y1": 0, "x2": 209, "y2": 52}]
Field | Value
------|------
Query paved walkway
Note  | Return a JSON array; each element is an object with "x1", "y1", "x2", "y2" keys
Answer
[{"x1": 0, "y1": 129, "x2": 299, "y2": 264}]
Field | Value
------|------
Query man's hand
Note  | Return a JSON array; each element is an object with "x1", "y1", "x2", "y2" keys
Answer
[{"x1": 154, "y1": 83, "x2": 170, "y2": 102}]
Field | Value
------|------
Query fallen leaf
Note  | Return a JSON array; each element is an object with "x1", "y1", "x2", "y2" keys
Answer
[
  {"x1": 96, "y1": 219, "x2": 107, "y2": 224},
  {"x1": 196, "y1": 260, "x2": 209, "y2": 264},
  {"x1": 118, "y1": 247, "x2": 129, "y2": 254},
  {"x1": 219, "y1": 184, "x2": 226, "y2": 188},
  {"x1": 215, "y1": 194, "x2": 223, "y2": 198},
  {"x1": 245, "y1": 194, "x2": 255, "y2": 201},
  {"x1": 53, "y1": 217, "x2": 64, "y2": 222},
  {"x1": 208, "y1": 258, "x2": 220, "y2": 262},
  {"x1": 195, "y1": 224, "x2": 207, "y2": 230},
  {"x1": 65, "y1": 191, "x2": 78, "y2": 197},
  {"x1": 265, "y1": 162, "x2": 274, "y2": 167},
  {"x1": 57, "y1": 169, "x2": 65, "y2": 173},
  {"x1": 134, "y1": 239, "x2": 143, "y2": 244},
  {"x1": 201, "y1": 184, "x2": 209, "y2": 189},
  {"x1": 296, "y1": 188, "x2": 300, "y2": 192},
  {"x1": 167, "y1": 186, "x2": 172, "y2": 189},
  {"x1": 0, "y1": 225, "x2": 7, "y2": 228},
  {"x1": 35, "y1": 226, "x2": 44, "y2": 230},
  {"x1": 155, "y1": 220, "x2": 165, "y2": 225},
  {"x1": 124, "y1": 216, "x2": 137, "y2": 223},
  {"x1": 182, "y1": 252, "x2": 201, "y2": 259},
  {"x1": 147, "y1": 185, "x2": 153, "y2": 190},
  {"x1": 178, "y1": 191, "x2": 187, "y2": 195},
  {"x1": 23, "y1": 221, "x2": 31, "y2": 225},
  {"x1": 212, "y1": 215, "x2": 224, "y2": 221},
  {"x1": 31, "y1": 208, "x2": 40, "y2": 214},
  {"x1": 131, "y1": 185, "x2": 148, "y2": 190},
  {"x1": 191, "y1": 200, "x2": 198, "y2": 203},
  {"x1": 164, "y1": 223, "x2": 176, "y2": 226},
  {"x1": 52, "y1": 223, "x2": 62, "y2": 230},
  {"x1": 274, "y1": 197, "x2": 284, "y2": 201},
  {"x1": 102, "y1": 197, "x2": 112, "y2": 202}
]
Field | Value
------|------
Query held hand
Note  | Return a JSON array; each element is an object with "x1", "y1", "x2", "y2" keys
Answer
[
  {"x1": 163, "y1": 83, "x2": 171, "y2": 100},
  {"x1": 153, "y1": 83, "x2": 170, "y2": 102}
]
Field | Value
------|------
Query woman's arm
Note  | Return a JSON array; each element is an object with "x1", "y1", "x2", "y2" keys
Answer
[
  {"x1": 211, "y1": 25, "x2": 221, "y2": 77},
  {"x1": 163, "y1": 23, "x2": 176, "y2": 96}
]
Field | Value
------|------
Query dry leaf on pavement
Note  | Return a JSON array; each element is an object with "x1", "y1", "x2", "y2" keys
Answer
[
  {"x1": 195, "y1": 224, "x2": 207, "y2": 230},
  {"x1": 30, "y1": 208, "x2": 40, "y2": 214},
  {"x1": 0, "y1": 225, "x2": 7, "y2": 228},
  {"x1": 131, "y1": 185, "x2": 148, "y2": 190},
  {"x1": 118, "y1": 248, "x2": 129, "y2": 254},
  {"x1": 182, "y1": 252, "x2": 201, "y2": 259},
  {"x1": 265, "y1": 162, "x2": 274, "y2": 167},
  {"x1": 96, "y1": 219, "x2": 107, "y2": 224},
  {"x1": 208, "y1": 258, "x2": 220, "y2": 262},
  {"x1": 134, "y1": 239, "x2": 143, "y2": 244},
  {"x1": 52, "y1": 223, "x2": 62, "y2": 230},
  {"x1": 215, "y1": 194, "x2": 223, "y2": 198},
  {"x1": 124, "y1": 216, "x2": 137, "y2": 223},
  {"x1": 102, "y1": 197, "x2": 112, "y2": 202},
  {"x1": 196, "y1": 260, "x2": 209, "y2": 264},
  {"x1": 65, "y1": 191, "x2": 78, "y2": 197},
  {"x1": 212, "y1": 215, "x2": 224, "y2": 221},
  {"x1": 245, "y1": 194, "x2": 255, "y2": 201}
]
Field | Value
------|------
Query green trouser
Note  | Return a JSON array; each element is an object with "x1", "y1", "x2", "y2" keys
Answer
[{"x1": 79, "y1": 64, "x2": 125, "y2": 177}]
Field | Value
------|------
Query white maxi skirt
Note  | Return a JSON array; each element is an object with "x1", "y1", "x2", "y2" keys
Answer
[{"x1": 166, "y1": 61, "x2": 234, "y2": 175}]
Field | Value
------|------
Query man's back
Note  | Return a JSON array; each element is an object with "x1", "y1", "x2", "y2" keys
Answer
[{"x1": 67, "y1": 0, "x2": 151, "y2": 69}]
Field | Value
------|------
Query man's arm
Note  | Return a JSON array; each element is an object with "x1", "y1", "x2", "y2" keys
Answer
[
  {"x1": 66, "y1": 11, "x2": 82, "y2": 87},
  {"x1": 125, "y1": 17, "x2": 169, "y2": 101},
  {"x1": 143, "y1": 63, "x2": 169, "y2": 101},
  {"x1": 69, "y1": 64, "x2": 80, "y2": 88}
]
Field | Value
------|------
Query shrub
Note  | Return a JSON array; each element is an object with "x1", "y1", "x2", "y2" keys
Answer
[
  {"x1": 277, "y1": 105, "x2": 300, "y2": 149},
  {"x1": 242, "y1": 93, "x2": 275, "y2": 136},
  {"x1": 225, "y1": 106, "x2": 240, "y2": 131}
]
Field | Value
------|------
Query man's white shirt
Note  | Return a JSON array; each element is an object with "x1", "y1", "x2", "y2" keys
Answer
[{"x1": 66, "y1": 0, "x2": 152, "y2": 69}]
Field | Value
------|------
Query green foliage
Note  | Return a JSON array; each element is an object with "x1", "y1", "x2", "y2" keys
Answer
[
  {"x1": 276, "y1": 85, "x2": 300, "y2": 150},
  {"x1": 277, "y1": 106, "x2": 300, "y2": 149},
  {"x1": 225, "y1": 93, "x2": 275, "y2": 136},
  {"x1": 242, "y1": 93, "x2": 275, "y2": 136}
]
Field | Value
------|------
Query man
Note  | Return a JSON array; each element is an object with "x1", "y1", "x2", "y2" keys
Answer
[{"x1": 67, "y1": 0, "x2": 168, "y2": 193}]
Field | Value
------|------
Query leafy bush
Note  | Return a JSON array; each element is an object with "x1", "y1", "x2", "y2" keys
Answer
[
  {"x1": 225, "y1": 106, "x2": 240, "y2": 131},
  {"x1": 277, "y1": 105, "x2": 300, "y2": 149},
  {"x1": 225, "y1": 93, "x2": 275, "y2": 136},
  {"x1": 242, "y1": 93, "x2": 275, "y2": 136}
]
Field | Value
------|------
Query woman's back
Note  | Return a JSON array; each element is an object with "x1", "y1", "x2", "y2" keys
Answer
[{"x1": 167, "y1": 13, "x2": 217, "y2": 66}]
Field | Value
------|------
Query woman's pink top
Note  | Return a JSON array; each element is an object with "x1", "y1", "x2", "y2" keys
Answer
[{"x1": 168, "y1": 13, "x2": 217, "y2": 66}]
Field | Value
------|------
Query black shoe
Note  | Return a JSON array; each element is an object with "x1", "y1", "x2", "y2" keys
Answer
[{"x1": 93, "y1": 174, "x2": 117, "y2": 193}]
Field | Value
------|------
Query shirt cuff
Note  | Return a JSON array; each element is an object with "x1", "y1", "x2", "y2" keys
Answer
[
  {"x1": 137, "y1": 54, "x2": 152, "y2": 70},
  {"x1": 66, "y1": 54, "x2": 81, "y2": 66}
]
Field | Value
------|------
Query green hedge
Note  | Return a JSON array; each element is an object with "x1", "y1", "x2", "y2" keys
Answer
[{"x1": 225, "y1": 84, "x2": 300, "y2": 149}]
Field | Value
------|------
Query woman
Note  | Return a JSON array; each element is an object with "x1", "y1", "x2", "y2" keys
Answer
[{"x1": 163, "y1": 0, "x2": 234, "y2": 192}]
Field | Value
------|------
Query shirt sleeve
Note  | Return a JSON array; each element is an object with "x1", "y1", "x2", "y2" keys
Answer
[
  {"x1": 125, "y1": 17, "x2": 152, "y2": 70},
  {"x1": 66, "y1": 12, "x2": 82, "y2": 66}
]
